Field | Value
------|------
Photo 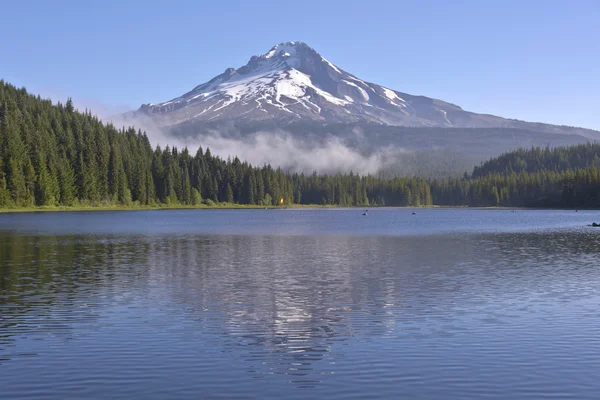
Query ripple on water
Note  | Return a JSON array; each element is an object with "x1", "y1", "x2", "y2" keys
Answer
[{"x1": 1, "y1": 210, "x2": 600, "y2": 399}]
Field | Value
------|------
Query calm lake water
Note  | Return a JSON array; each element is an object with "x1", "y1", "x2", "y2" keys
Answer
[{"x1": 1, "y1": 209, "x2": 600, "y2": 399}]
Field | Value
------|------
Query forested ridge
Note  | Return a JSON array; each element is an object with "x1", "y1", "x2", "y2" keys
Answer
[
  {"x1": 1, "y1": 80, "x2": 599, "y2": 209},
  {"x1": 472, "y1": 144, "x2": 600, "y2": 178}
]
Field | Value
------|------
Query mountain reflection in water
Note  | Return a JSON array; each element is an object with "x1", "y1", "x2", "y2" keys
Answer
[{"x1": 1, "y1": 210, "x2": 600, "y2": 399}]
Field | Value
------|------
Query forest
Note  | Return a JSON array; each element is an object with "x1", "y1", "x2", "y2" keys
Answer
[{"x1": 1, "y1": 80, "x2": 599, "y2": 209}]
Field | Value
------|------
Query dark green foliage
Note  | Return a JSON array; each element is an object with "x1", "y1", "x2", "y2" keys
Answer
[
  {"x1": 430, "y1": 166, "x2": 600, "y2": 208},
  {"x1": 473, "y1": 144, "x2": 600, "y2": 178},
  {"x1": 1, "y1": 80, "x2": 599, "y2": 210},
  {"x1": 226, "y1": 183, "x2": 234, "y2": 203},
  {"x1": 191, "y1": 188, "x2": 202, "y2": 205},
  {"x1": 431, "y1": 143, "x2": 600, "y2": 208}
]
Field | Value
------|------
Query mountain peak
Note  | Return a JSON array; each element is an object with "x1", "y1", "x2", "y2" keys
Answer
[
  {"x1": 135, "y1": 42, "x2": 595, "y2": 137},
  {"x1": 238, "y1": 41, "x2": 321, "y2": 73},
  {"x1": 263, "y1": 41, "x2": 312, "y2": 58},
  {"x1": 136, "y1": 41, "x2": 453, "y2": 125}
]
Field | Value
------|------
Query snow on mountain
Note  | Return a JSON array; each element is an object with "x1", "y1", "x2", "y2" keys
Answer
[
  {"x1": 132, "y1": 41, "x2": 599, "y2": 139},
  {"x1": 136, "y1": 41, "x2": 463, "y2": 127}
]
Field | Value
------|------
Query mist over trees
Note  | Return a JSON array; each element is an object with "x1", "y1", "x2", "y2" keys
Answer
[
  {"x1": 1, "y1": 80, "x2": 599, "y2": 209},
  {"x1": 163, "y1": 119, "x2": 590, "y2": 179}
]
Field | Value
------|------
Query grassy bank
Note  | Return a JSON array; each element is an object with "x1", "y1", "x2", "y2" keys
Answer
[
  {"x1": 0, "y1": 203, "x2": 429, "y2": 213},
  {"x1": 2, "y1": 204, "x2": 580, "y2": 214},
  {"x1": 0, "y1": 203, "x2": 285, "y2": 213},
  {"x1": 0, "y1": 202, "x2": 374, "y2": 213}
]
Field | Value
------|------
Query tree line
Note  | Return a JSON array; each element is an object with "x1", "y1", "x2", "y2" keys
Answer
[
  {"x1": 472, "y1": 143, "x2": 600, "y2": 178},
  {"x1": 0, "y1": 80, "x2": 599, "y2": 209}
]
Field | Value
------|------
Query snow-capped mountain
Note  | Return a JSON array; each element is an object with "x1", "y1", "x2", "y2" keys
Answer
[
  {"x1": 139, "y1": 41, "x2": 462, "y2": 126},
  {"x1": 132, "y1": 41, "x2": 597, "y2": 138}
]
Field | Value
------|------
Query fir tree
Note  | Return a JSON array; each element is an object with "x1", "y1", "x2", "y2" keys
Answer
[{"x1": 226, "y1": 183, "x2": 234, "y2": 204}]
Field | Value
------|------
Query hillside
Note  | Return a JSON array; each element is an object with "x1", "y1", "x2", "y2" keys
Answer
[
  {"x1": 0, "y1": 80, "x2": 429, "y2": 208},
  {"x1": 472, "y1": 143, "x2": 600, "y2": 178},
  {"x1": 170, "y1": 119, "x2": 591, "y2": 162},
  {"x1": 114, "y1": 41, "x2": 599, "y2": 177},
  {"x1": 129, "y1": 42, "x2": 599, "y2": 139},
  {"x1": 1, "y1": 80, "x2": 599, "y2": 210}
]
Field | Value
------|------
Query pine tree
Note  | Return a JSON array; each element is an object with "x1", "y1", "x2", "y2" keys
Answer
[
  {"x1": 247, "y1": 169, "x2": 257, "y2": 204},
  {"x1": 35, "y1": 153, "x2": 55, "y2": 206},
  {"x1": 65, "y1": 97, "x2": 74, "y2": 113},
  {"x1": 108, "y1": 143, "x2": 121, "y2": 202},
  {"x1": 191, "y1": 188, "x2": 202, "y2": 205},
  {"x1": 211, "y1": 177, "x2": 219, "y2": 202},
  {"x1": 181, "y1": 162, "x2": 192, "y2": 204},
  {"x1": 58, "y1": 159, "x2": 76, "y2": 206},
  {"x1": 226, "y1": 183, "x2": 234, "y2": 204},
  {"x1": 256, "y1": 169, "x2": 265, "y2": 201}
]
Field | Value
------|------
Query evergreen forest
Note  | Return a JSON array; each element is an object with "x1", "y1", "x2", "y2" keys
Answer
[{"x1": 1, "y1": 80, "x2": 599, "y2": 210}]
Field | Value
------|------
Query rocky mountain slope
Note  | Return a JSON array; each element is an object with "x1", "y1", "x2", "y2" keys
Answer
[{"x1": 131, "y1": 41, "x2": 597, "y2": 138}]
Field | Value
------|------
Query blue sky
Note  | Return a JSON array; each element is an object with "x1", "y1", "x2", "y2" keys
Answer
[{"x1": 2, "y1": 0, "x2": 599, "y2": 129}]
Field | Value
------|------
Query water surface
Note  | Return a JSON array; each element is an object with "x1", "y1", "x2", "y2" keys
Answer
[{"x1": 1, "y1": 209, "x2": 600, "y2": 399}]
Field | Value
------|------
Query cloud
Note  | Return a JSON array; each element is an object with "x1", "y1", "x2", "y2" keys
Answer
[
  {"x1": 28, "y1": 90, "x2": 463, "y2": 177},
  {"x1": 101, "y1": 111, "x2": 409, "y2": 174},
  {"x1": 196, "y1": 131, "x2": 392, "y2": 174}
]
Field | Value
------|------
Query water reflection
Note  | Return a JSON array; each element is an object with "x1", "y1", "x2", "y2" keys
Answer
[
  {"x1": 0, "y1": 234, "x2": 476, "y2": 367},
  {"x1": 1, "y1": 227, "x2": 600, "y2": 397}
]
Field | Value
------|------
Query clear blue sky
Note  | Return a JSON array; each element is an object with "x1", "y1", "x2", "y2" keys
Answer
[{"x1": 2, "y1": 0, "x2": 599, "y2": 129}]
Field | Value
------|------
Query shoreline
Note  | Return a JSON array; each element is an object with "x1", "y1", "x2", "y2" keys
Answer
[
  {"x1": 0, "y1": 204, "x2": 279, "y2": 214},
  {"x1": 0, "y1": 204, "x2": 592, "y2": 214}
]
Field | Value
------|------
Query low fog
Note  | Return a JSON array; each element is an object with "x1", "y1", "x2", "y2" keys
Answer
[
  {"x1": 78, "y1": 103, "x2": 473, "y2": 178},
  {"x1": 103, "y1": 112, "x2": 415, "y2": 176}
]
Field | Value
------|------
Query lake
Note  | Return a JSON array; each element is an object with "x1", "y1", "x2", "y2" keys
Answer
[{"x1": 1, "y1": 208, "x2": 600, "y2": 399}]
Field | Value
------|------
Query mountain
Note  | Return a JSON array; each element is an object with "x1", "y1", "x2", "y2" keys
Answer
[
  {"x1": 2, "y1": 79, "x2": 598, "y2": 210},
  {"x1": 116, "y1": 41, "x2": 598, "y2": 177},
  {"x1": 132, "y1": 41, "x2": 597, "y2": 138}
]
